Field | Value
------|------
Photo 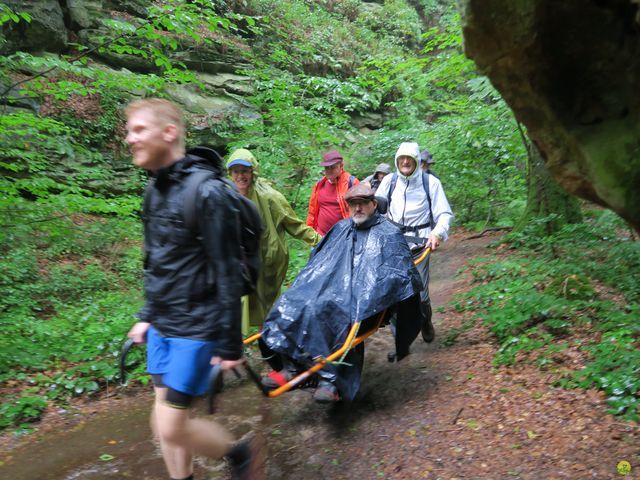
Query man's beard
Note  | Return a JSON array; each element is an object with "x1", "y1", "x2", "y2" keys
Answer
[{"x1": 352, "y1": 213, "x2": 371, "y2": 225}]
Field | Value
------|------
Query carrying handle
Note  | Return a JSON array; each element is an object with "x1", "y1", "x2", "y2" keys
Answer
[
  {"x1": 207, "y1": 364, "x2": 224, "y2": 414},
  {"x1": 207, "y1": 360, "x2": 269, "y2": 414},
  {"x1": 119, "y1": 338, "x2": 136, "y2": 386}
]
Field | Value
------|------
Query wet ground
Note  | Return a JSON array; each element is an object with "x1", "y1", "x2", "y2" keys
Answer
[
  {"x1": 0, "y1": 234, "x2": 474, "y2": 480},
  {"x1": 5, "y1": 232, "x2": 635, "y2": 479}
]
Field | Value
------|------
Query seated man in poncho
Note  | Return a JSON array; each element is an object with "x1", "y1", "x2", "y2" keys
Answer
[{"x1": 260, "y1": 183, "x2": 425, "y2": 403}]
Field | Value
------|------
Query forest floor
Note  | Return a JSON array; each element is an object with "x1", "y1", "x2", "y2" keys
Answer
[
  {"x1": 1, "y1": 230, "x2": 638, "y2": 480},
  {"x1": 294, "y1": 230, "x2": 639, "y2": 480}
]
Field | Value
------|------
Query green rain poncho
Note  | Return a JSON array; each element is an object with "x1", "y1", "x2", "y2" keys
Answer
[{"x1": 226, "y1": 149, "x2": 321, "y2": 333}]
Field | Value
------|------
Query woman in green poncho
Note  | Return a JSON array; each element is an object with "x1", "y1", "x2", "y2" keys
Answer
[{"x1": 226, "y1": 148, "x2": 321, "y2": 334}]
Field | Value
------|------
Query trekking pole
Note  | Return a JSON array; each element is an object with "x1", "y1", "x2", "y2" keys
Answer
[{"x1": 242, "y1": 360, "x2": 270, "y2": 396}]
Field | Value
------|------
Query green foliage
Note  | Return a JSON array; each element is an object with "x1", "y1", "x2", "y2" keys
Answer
[
  {"x1": 357, "y1": 0, "x2": 423, "y2": 47},
  {"x1": 0, "y1": 198, "x2": 145, "y2": 429},
  {"x1": 228, "y1": 66, "x2": 345, "y2": 204},
  {"x1": 0, "y1": 393, "x2": 47, "y2": 429},
  {"x1": 454, "y1": 210, "x2": 639, "y2": 420},
  {"x1": 0, "y1": 3, "x2": 30, "y2": 25},
  {"x1": 301, "y1": 76, "x2": 381, "y2": 114},
  {"x1": 544, "y1": 274, "x2": 595, "y2": 301},
  {"x1": 285, "y1": 237, "x2": 313, "y2": 287},
  {"x1": 95, "y1": 0, "x2": 242, "y2": 83},
  {"x1": 0, "y1": 110, "x2": 141, "y2": 204},
  {"x1": 1, "y1": 0, "x2": 629, "y2": 434},
  {"x1": 565, "y1": 309, "x2": 640, "y2": 420},
  {"x1": 248, "y1": 0, "x2": 412, "y2": 76},
  {"x1": 0, "y1": 1, "x2": 30, "y2": 55}
]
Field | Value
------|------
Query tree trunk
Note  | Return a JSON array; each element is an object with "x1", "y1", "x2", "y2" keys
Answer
[{"x1": 515, "y1": 141, "x2": 582, "y2": 235}]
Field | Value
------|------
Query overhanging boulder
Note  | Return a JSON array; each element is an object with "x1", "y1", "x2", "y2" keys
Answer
[{"x1": 461, "y1": 0, "x2": 640, "y2": 232}]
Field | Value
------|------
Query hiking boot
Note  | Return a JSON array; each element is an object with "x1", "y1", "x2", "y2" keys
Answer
[
  {"x1": 421, "y1": 302, "x2": 435, "y2": 343},
  {"x1": 312, "y1": 381, "x2": 340, "y2": 403},
  {"x1": 228, "y1": 436, "x2": 264, "y2": 480}
]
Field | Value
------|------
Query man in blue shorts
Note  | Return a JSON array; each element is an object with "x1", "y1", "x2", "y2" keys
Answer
[{"x1": 125, "y1": 98, "x2": 260, "y2": 480}]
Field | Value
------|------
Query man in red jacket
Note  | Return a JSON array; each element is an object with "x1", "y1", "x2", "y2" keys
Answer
[{"x1": 306, "y1": 149, "x2": 359, "y2": 235}]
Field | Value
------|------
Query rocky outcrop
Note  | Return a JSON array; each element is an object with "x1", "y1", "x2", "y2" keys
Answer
[
  {"x1": 461, "y1": 0, "x2": 640, "y2": 232},
  {"x1": 2, "y1": 0, "x2": 392, "y2": 150},
  {"x1": 2, "y1": 0, "x2": 259, "y2": 147},
  {"x1": 350, "y1": 111, "x2": 385, "y2": 131},
  {"x1": 67, "y1": 0, "x2": 95, "y2": 30},
  {"x1": 2, "y1": 0, "x2": 67, "y2": 53}
]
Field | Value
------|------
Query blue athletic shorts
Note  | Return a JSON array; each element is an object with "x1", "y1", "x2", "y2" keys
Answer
[{"x1": 146, "y1": 326, "x2": 218, "y2": 397}]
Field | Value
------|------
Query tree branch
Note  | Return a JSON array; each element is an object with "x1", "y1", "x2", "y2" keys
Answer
[{"x1": 464, "y1": 227, "x2": 512, "y2": 240}]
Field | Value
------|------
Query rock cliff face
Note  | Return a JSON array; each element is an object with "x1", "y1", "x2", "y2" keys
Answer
[
  {"x1": 2, "y1": 0, "x2": 396, "y2": 149},
  {"x1": 2, "y1": 0, "x2": 256, "y2": 144},
  {"x1": 2, "y1": 0, "x2": 67, "y2": 52},
  {"x1": 460, "y1": 0, "x2": 640, "y2": 232}
]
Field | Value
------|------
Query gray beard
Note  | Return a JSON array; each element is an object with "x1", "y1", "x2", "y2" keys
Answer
[{"x1": 352, "y1": 214, "x2": 371, "y2": 225}]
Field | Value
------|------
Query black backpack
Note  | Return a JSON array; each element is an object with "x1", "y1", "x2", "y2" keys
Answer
[{"x1": 146, "y1": 147, "x2": 263, "y2": 296}]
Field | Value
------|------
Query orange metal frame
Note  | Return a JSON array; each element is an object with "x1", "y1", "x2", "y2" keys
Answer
[{"x1": 243, "y1": 246, "x2": 431, "y2": 398}]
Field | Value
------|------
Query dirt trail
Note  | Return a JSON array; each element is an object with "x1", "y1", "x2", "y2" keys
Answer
[
  {"x1": 1, "y1": 232, "x2": 637, "y2": 479},
  {"x1": 277, "y1": 231, "x2": 639, "y2": 480}
]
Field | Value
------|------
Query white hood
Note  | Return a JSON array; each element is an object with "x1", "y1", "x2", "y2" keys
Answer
[
  {"x1": 394, "y1": 141, "x2": 421, "y2": 180},
  {"x1": 375, "y1": 141, "x2": 453, "y2": 243}
]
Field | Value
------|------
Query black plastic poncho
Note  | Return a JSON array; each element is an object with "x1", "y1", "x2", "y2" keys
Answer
[{"x1": 261, "y1": 212, "x2": 423, "y2": 400}]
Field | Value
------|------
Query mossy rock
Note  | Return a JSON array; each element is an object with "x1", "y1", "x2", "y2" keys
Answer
[
  {"x1": 461, "y1": 0, "x2": 640, "y2": 233},
  {"x1": 103, "y1": 0, "x2": 148, "y2": 18},
  {"x1": 2, "y1": 0, "x2": 67, "y2": 53}
]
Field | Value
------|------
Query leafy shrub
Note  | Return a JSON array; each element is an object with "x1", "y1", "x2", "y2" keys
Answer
[
  {"x1": 0, "y1": 195, "x2": 145, "y2": 429},
  {"x1": 566, "y1": 317, "x2": 640, "y2": 421},
  {"x1": 0, "y1": 394, "x2": 48, "y2": 429},
  {"x1": 544, "y1": 274, "x2": 595, "y2": 301}
]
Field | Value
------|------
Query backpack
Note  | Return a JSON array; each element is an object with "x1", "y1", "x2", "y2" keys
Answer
[
  {"x1": 144, "y1": 147, "x2": 263, "y2": 296},
  {"x1": 386, "y1": 171, "x2": 435, "y2": 232}
]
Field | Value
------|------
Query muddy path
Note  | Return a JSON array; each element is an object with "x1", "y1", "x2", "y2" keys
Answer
[{"x1": 1, "y1": 232, "x2": 637, "y2": 479}]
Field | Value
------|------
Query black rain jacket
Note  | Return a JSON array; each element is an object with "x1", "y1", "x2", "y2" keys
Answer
[
  {"x1": 261, "y1": 212, "x2": 423, "y2": 399},
  {"x1": 138, "y1": 154, "x2": 244, "y2": 360}
]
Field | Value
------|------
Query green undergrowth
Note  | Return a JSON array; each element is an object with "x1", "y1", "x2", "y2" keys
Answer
[
  {"x1": 0, "y1": 197, "x2": 313, "y2": 434},
  {"x1": 450, "y1": 210, "x2": 640, "y2": 421},
  {"x1": 0, "y1": 197, "x2": 146, "y2": 433}
]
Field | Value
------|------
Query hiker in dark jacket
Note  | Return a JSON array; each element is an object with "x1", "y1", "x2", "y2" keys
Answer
[
  {"x1": 420, "y1": 149, "x2": 438, "y2": 177},
  {"x1": 125, "y1": 98, "x2": 259, "y2": 480}
]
